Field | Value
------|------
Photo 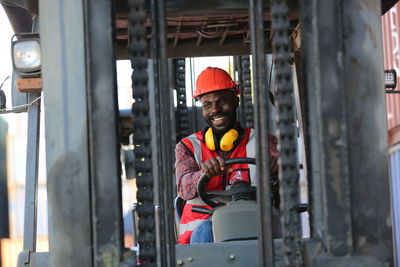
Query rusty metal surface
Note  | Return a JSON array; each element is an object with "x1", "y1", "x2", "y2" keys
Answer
[
  {"x1": 301, "y1": 0, "x2": 354, "y2": 255},
  {"x1": 300, "y1": 0, "x2": 393, "y2": 265},
  {"x1": 16, "y1": 78, "x2": 42, "y2": 92},
  {"x1": 343, "y1": 1, "x2": 392, "y2": 262},
  {"x1": 115, "y1": 13, "x2": 298, "y2": 58}
]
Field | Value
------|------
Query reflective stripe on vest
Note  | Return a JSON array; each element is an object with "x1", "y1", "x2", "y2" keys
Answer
[
  {"x1": 246, "y1": 129, "x2": 256, "y2": 185},
  {"x1": 182, "y1": 133, "x2": 202, "y2": 164},
  {"x1": 186, "y1": 198, "x2": 206, "y2": 206},
  {"x1": 179, "y1": 218, "x2": 209, "y2": 235}
]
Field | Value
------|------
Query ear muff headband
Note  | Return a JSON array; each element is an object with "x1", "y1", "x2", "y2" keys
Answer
[{"x1": 205, "y1": 128, "x2": 239, "y2": 152}]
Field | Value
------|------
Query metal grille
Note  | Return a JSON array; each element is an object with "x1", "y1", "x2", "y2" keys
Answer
[
  {"x1": 174, "y1": 58, "x2": 190, "y2": 141},
  {"x1": 270, "y1": 0, "x2": 303, "y2": 266},
  {"x1": 128, "y1": 0, "x2": 156, "y2": 265}
]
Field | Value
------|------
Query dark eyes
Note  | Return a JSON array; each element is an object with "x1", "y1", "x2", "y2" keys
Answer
[
  {"x1": 203, "y1": 103, "x2": 211, "y2": 109},
  {"x1": 202, "y1": 98, "x2": 228, "y2": 109}
]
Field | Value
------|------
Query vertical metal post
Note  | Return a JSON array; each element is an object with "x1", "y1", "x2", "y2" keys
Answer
[
  {"x1": 299, "y1": 0, "x2": 321, "y2": 241},
  {"x1": 150, "y1": 0, "x2": 176, "y2": 265},
  {"x1": 301, "y1": 0, "x2": 353, "y2": 255},
  {"x1": 249, "y1": 0, "x2": 274, "y2": 266},
  {"x1": 301, "y1": 0, "x2": 355, "y2": 261},
  {"x1": 343, "y1": 0, "x2": 392, "y2": 262},
  {"x1": 40, "y1": 0, "x2": 93, "y2": 266},
  {"x1": 158, "y1": 3, "x2": 176, "y2": 262},
  {"x1": 300, "y1": 0, "x2": 393, "y2": 264},
  {"x1": 84, "y1": 0, "x2": 124, "y2": 265},
  {"x1": 22, "y1": 92, "x2": 41, "y2": 252},
  {"x1": 0, "y1": 118, "x2": 9, "y2": 243}
]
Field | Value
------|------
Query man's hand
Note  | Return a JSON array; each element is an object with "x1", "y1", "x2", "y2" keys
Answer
[{"x1": 201, "y1": 156, "x2": 232, "y2": 177}]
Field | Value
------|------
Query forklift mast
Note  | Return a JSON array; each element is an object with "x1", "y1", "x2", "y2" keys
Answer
[{"x1": 1, "y1": 0, "x2": 397, "y2": 266}]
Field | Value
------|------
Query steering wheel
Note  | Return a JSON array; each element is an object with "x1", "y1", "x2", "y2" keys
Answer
[{"x1": 197, "y1": 157, "x2": 256, "y2": 208}]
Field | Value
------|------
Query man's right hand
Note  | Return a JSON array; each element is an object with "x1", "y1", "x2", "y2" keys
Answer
[{"x1": 201, "y1": 156, "x2": 229, "y2": 177}]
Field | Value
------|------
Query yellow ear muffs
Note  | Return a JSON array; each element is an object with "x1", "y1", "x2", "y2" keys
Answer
[
  {"x1": 220, "y1": 129, "x2": 239, "y2": 151},
  {"x1": 205, "y1": 128, "x2": 239, "y2": 152},
  {"x1": 205, "y1": 127, "x2": 216, "y2": 151}
]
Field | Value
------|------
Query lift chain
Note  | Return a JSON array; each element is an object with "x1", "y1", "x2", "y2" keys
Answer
[
  {"x1": 240, "y1": 55, "x2": 254, "y2": 128},
  {"x1": 270, "y1": 0, "x2": 303, "y2": 266},
  {"x1": 174, "y1": 58, "x2": 190, "y2": 141},
  {"x1": 128, "y1": 0, "x2": 156, "y2": 265}
]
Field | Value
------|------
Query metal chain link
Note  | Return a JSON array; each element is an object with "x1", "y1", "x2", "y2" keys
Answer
[
  {"x1": 237, "y1": 55, "x2": 281, "y2": 209},
  {"x1": 128, "y1": 0, "x2": 156, "y2": 265},
  {"x1": 240, "y1": 55, "x2": 254, "y2": 128},
  {"x1": 174, "y1": 59, "x2": 190, "y2": 141},
  {"x1": 270, "y1": 0, "x2": 303, "y2": 266}
]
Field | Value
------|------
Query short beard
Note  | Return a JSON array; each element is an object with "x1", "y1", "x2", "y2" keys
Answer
[{"x1": 207, "y1": 110, "x2": 237, "y2": 135}]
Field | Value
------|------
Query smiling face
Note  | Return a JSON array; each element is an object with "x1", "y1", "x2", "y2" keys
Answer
[{"x1": 199, "y1": 90, "x2": 239, "y2": 135}]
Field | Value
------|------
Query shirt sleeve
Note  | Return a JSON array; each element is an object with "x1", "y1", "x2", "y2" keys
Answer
[
  {"x1": 268, "y1": 134, "x2": 279, "y2": 177},
  {"x1": 175, "y1": 141, "x2": 203, "y2": 200},
  {"x1": 268, "y1": 134, "x2": 278, "y2": 157}
]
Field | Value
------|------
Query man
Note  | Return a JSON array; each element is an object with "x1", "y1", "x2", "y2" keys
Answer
[{"x1": 175, "y1": 67, "x2": 278, "y2": 244}]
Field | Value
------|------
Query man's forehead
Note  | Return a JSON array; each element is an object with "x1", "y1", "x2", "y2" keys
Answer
[{"x1": 199, "y1": 90, "x2": 234, "y2": 102}]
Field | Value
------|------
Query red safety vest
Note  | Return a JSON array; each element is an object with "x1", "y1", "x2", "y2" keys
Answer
[{"x1": 178, "y1": 128, "x2": 256, "y2": 244}]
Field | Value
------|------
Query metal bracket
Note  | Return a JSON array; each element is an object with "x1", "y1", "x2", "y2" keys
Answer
[
  {"x1": 17, "y1": 250, "x2": 31, "y2": 267},
  {"x1": 17, "y1": 251, "x2": 50, "y2": 267}
]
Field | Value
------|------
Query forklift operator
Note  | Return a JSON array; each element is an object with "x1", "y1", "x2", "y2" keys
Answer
[{"x1": 175, "y1": 67, "x2": 278, "y2": 244}]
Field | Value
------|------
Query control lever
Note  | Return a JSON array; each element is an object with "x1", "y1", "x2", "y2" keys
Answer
[{"x1": 191, "y1": 206, "x2": 213, "y2": 215}]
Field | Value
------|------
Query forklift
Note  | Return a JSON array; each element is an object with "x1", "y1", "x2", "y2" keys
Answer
[{"x1": 1, "y1": 0, "x2": 397, "y2": 266}]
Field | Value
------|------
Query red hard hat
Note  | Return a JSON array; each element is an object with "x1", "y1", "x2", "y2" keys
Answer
[{"x1": 193, "y1": 67, "x2": 239, "y2": 99}]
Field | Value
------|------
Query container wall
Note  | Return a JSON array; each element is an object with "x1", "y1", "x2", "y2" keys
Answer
[{"x1": 382, "y1": 3, "x2": 400, "y2": 145}]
